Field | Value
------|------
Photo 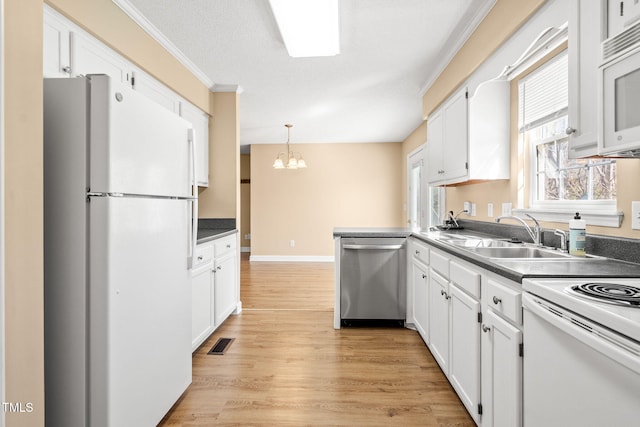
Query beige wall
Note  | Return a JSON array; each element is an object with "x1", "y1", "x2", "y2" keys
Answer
[
  {"x1": 198, "y1": 92, "x2": 239, "y2": 219},
  {"x1": 3, "y1": 1, "x2": 237, "y2": 425},
  {"x1": 240, "y1": 154, "x2": 251, "y2": 249},
  {"x1": 251, "y1": 143, "x2": 403, "y2": 257},
  {"x1": 4, "y1": 1, "x2": 45, "y2": 425}
]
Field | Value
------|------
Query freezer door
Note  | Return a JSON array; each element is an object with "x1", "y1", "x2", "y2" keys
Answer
[
  {"x1": 88, "y1": 75, "x2": 194, "y2": 198},
  {"x1": 89, "y1": 196, "x2": 192, "y2": 426}
]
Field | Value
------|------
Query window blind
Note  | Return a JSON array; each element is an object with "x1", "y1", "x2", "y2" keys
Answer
[{"x1": 518, "y1": 51, "x2": 568, "y2": 132}]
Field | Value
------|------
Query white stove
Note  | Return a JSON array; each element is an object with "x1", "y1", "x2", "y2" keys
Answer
[
  {"x1": 523, "y1": 277, "x2": 640, "y2": 342},
  {"x1": 521, "y1": 277, "x2": 640, "y2": 427}
]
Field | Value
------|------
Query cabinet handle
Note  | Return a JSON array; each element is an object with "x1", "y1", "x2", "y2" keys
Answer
[
  {"x1": 421, "y1": 274, "x2": 427, "y2": 279},
  {"x1": 482, "y1": 324, "x2": 491, "y2": 333},
  {"x1": 565, "y1": 127, "x2": 576, "y2": 135},
  {"x1": 492, "y1": 296, "x2": 502, "y2": 305},
  {"x1": 441, "y1": 290, "x2": 450, "y2": 300},
  {"x1": 217, "y1": 266, "x2": 222, "y2": 270},
  {"x1": 415, "y1": 250, "x2": 420, "y2": 255},
  {"x1": 226, "y1": 244, "x2": 231, "y2": 248},
  {"x1": 197, "y1": 256, "x2": 203, "y2": 261},
  {"x1": 62, "y1": 66, "x2": 72, "y2": 74}
]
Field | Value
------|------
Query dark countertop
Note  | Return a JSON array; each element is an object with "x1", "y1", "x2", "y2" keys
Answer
[
  {"x1": 197, "y1": 228, "x2": 237, "y2": 244},
  {"x1": 197, "y1": 218, "x2": 237, "y2": 244},
  {"x1": 333, "y1": 226, "x2": 640, "y2": 283}
]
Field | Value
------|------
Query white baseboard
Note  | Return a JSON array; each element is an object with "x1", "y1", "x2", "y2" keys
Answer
[{"x1": 249, "y1": 255, "x2": 335, "y2": 263}]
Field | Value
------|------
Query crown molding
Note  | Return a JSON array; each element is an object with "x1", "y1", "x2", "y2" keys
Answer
[
  {"x1": 112, "y1": 0, "x2": 215, "y2": 89},
  {"x1": 419, "y1": 0, "x2": 497, "y2": 96}
]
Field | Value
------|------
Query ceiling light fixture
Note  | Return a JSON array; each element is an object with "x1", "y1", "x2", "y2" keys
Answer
[
  {"x1": 268, "y1": 0, "x2": 340, "y2": 58},
  {"x1": 273, "y1": 124, "x2": 307, "y2": 170}
]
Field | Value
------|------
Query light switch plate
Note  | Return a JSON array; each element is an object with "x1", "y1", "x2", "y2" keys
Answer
[
  {"x1": 502, "y1": 202, "x2": 512, "y2": 216},
  {"x1": 487, "y1": 203, "x2": 494, "y2": 217},
  {"x1": 470, "y1": 203, "x2": 477, "y2": 216},
  {"x1": 632, "y1": 201, "x2": 640, "y2": 230}
]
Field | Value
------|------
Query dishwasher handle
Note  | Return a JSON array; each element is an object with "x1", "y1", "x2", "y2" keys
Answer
[{"x1": 343, "y1": 244, "x2": 404, "y2": 250}]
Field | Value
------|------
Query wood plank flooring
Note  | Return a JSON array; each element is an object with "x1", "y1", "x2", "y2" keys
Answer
[{"x1": 159, "y1": 253, "x2": 474, "y2": 426}]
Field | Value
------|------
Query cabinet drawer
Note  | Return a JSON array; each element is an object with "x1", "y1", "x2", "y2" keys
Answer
[
  {"x1": 412, "y1": 239, "x2": 430, "y2": 265},
  {"x1": 193, "y1": 243, "x2": 214, "y2": 269},
  {"x1": 430, "y1": 249, "x2": 450, "y2": 279},
  {"x1": 450, "y1": 261, "x2": 481, "y2": 299},
  {"x1": 485, "y1": 279, "x2": 522, "y2": 324},
  {"x1": 214, "y1": 234, "x2": 237, "y2": 257}
]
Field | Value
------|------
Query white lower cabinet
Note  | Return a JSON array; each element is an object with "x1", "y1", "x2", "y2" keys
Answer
[
  {"x1": 191, "y1": 233, "x2": 239, "y2": 351},
  {"x1": 191, "y1": 243, "x2": 215, "y2": 351},
  {"x1": 214, "y1": 252, "x2": 238, "y2": 327},
  {"x1": 410, "y1": 238, "x2": 430, "y2": 343},
  {"x1": 449, "y1": 282, "x2": 481, "y2": 424},
  {"x1": 413, "y1": 239, "x2": 523, "y2": 426},
  {"x1": 428, "y1": 269, "x2": 450, "y2": 374},
  {"x1": 481, "y1": 278, "x2": 523, "y2": 427}
]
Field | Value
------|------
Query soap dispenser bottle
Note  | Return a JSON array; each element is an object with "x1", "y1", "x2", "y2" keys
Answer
[{"x1": 569, "y1": 212, "x2": 586, "y2": 256}]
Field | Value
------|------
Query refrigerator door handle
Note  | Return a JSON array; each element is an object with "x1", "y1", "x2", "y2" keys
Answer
[
  {"x1": 188, "y1": 128, "x2": 197, "y2": 197},
  {"x1": 187, "y1": 128, "x2": 198, "y2": 270},
  {"x1": 188, "y1": 198, "x2": 198, "y2": 269}
]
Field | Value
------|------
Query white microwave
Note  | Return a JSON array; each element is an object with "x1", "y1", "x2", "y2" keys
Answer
[{"x1": 598, "y1": 23, "x2": 640, "y2": 157}]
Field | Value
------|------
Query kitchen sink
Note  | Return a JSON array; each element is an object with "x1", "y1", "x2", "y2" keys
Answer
[
  {"x1": 465, "y1": 246, "x2": 570, "y2": 259},
  {"x1": 447, "y1": 238, "x2": 520, "y2": 248}
]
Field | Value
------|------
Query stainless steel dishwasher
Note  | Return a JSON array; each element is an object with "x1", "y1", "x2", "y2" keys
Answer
[{"x1": 340, "y1": 237, "x2": 407, "y2": 326}]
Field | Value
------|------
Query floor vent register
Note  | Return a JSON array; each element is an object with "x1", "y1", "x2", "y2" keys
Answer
[{"x1": 208, "y1": 338, "x2": 235, "y2": 355}]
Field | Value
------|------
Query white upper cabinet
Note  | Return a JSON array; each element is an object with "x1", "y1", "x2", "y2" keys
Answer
[
  {"x1": 43, "y1": 9, "x2": 71, "y2": 78},
  {"x1": 567, "y1": 0, "x2": 606, "y2": 158},
  {"x1": 133, "y1": 70, "x2": 180, "y2": 115},
  {"x1": 180, "y1": 102, "x2": 210, "y2": 188},
  {"x1": 427, "y1": 81, "x2": 509, "y2": 186},
  {"x1": 427, "y1": 87, "x2": 468, "y2": 185},
  {"x1": 70, "y1": 32, "x2": 132, "y2": 85}
]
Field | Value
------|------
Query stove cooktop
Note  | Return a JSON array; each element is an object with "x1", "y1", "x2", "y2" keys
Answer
[
  {"x1": 571, "y1": 282, "x2": 640, "y2": 307},
  {"x1": 522, "y1": 278, "x2": 640, "y2": 343}
]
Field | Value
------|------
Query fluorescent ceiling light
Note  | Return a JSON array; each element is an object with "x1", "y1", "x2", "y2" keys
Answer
[{"x1": 269, "y1": 0, "x2": 340, "y2": 58}]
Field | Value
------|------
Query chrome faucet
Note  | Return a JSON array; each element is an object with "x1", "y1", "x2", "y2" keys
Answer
[
  {"x1": 495, "y1": 214, "x2": 542, "y2": 246},
  {"x1": 445, "y1": 209, "x2": 468, "y2": 229}
]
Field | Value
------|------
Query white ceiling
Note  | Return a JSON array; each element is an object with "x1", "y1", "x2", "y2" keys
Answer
[{"x1": 124, "y1": 0, "x2": 495, "y2": 149}]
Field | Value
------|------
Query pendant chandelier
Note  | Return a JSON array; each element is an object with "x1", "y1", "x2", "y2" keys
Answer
[{"x1": 272, "y1": 124, "x2": 307, "y2": 169}]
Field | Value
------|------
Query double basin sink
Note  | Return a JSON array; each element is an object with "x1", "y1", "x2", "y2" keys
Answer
[{"x1": 433, "y1": 232, "x2": 599, "y2": 261}]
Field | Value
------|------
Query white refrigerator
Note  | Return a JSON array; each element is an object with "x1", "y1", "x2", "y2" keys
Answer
[{"x1": 44, "y1": 75, "x2": 196, "y2": 427}]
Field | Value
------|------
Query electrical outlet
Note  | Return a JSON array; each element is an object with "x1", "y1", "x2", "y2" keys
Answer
[
  {"x1": 290, "y1": 239, "x2": 295, "y2": 247},
  {"x1": 502, "y1": 202, "x2": 512, "y2": 216},
  {"x1": 632, "y1": 201, "x2": 640, "y2": 230},
  {"x1": 487, "y1": 203, "x2": 494, "y2": 217}
]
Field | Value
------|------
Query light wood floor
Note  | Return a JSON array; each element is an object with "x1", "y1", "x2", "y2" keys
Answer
[{"x1": 159, "y1": 253, "x2": 474, "y2": 426}]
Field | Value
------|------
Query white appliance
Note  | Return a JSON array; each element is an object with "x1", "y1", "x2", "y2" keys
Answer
[
  {"x1": 600, "y1": 15, "x2": 640, "y2": 156},
  {"x1": 44, "y1": 75, "x2": 197, "y2": 427},
  {"x1": 522, "y1": 278, "x2": 640, "y2": 427}
]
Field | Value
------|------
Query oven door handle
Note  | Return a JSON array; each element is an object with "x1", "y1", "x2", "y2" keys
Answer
[{"x1": 523, "y1": 293, "x2": 640, "y2": 375}]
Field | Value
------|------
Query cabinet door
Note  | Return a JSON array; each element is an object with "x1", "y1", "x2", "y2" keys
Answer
[
  {"x1": 481, "y1": 309, "x2": 523, "y2": 427},
  {"x1": 568, "y1": 0, "x2": 605, "y2": 158},
  {"x1": 427, "y1": 109, "x2": 444, "y2": 183},
  {"x1": 449, "y1": 284, "x2": 481, "y2": 424},
  {"x1": 71, "y1": 32, "x2": 131, "y2": 84},
  {"x1": 428, "y1": 270, "x2": 450, "y2": 374},
  {"x1": 442, "y1": 88, "x2": 468, "y2": 182},
  {"x1": 180, "y1": 103, "x2": 210, "y2": 187},
  {"x1": 133, "y1": 70, "x2": 180, "y2": 114},
  {"x1": 412, "y1": 260, "x2": 429, "y2": 343},
  {"x1": 43, "y1": 9, "x2": 71, "y2": 78},
  {"x1": 191, "y1": 265, "x2": 214, "y2": 351},
  {"x1": 214, "y1": 253, "x2": 238, "y2": 326}
]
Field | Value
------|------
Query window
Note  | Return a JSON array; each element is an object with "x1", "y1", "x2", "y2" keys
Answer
[{"x1": 518, "y1": 51, "x2": 617, "y2": 216}]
